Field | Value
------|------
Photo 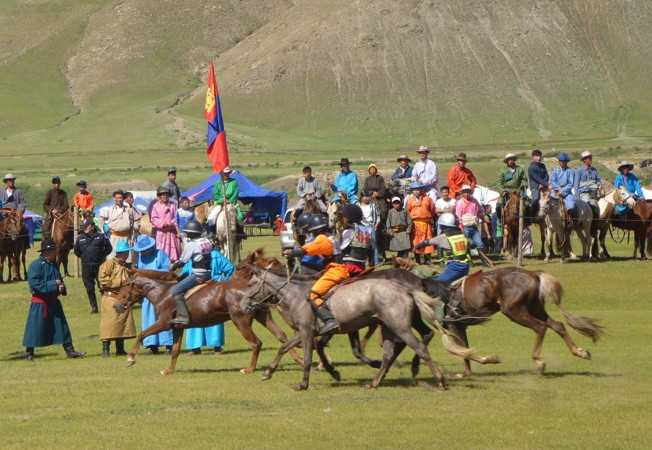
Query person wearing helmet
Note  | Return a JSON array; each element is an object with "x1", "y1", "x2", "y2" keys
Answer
[
  {"x1": 415, "y1": 212, "x2": 473, "y2": 283},
  {"x1": 340, "y1": 203, "x2": 373, "y2": 275},
  {"x1": 548, "y1": 153, "x2": 576, "y2": 228},
  {"x1": 168, "y1": 220, "x2": 213, "y2": 325},
  {"x1": 295, "y1": 211, "x2": 323, "y2": 268},
  {"x1": 283, "y1": 214, "x2": 348, "y2": 335}
]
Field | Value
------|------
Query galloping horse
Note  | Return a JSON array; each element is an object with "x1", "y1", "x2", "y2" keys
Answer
[
  {"x1": 538, "y1": 189, "x2": 592, "y2": 263},
  {"x1": 51, "y1": 210, "x2": 76, "y2": 276},
  {"x1": 0, "y1": 210, "x2": 23, "y2": 282},
  {"x1": 113, "y1": 269, "x2": 303, "y2": 375},
  {"x1": 612, "y1": 186, "x2": 652, "y2": 260},
  {"x1": 241, "y1": 266, "x2": 492, "y2": 391},
  {"x1": 432, "y1": 267, "x2": 604, "y2": 376},
  {"x1": 215, "y1": 203, "x2": 240, "y2": 262}
]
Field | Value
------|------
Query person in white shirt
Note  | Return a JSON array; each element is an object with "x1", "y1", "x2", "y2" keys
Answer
[
  {"x1": 434, "y1": 185, "x2": 456, "y2": 235},
  {"x1": 412, "y1": 146, "x2": 439, "y2": 204},
  {"x1": 358, "y1": 190, "x2": 380, "y2": 266}
]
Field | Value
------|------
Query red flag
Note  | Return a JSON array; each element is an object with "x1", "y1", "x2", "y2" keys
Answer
[{"x1": 205, "y1": 61, "x2": 229, "y2": 173}]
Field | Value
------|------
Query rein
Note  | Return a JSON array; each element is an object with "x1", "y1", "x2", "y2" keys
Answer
[{"x1": 246, "y1": 264, "x2": 299, "y2": 311}]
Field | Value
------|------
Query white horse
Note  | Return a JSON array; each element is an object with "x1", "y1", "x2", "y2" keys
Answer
[
  {"x1": 538, "y1": 189, "x2": 593, "y2": 263},
  {"x1": 215, "y1": 203, "x2": 239, "y2": 262}
]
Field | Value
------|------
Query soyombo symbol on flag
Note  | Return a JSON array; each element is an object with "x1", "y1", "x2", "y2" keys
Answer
[{"x1": 205, "y1": 61, "x2": 229, "y2": 173}]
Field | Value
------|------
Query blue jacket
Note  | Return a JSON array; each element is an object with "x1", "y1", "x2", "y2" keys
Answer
[
  {"x1": 614, "y1": 173, "x2": 643, "y2": 198},
  {"x1": 391, "y1": 165, "x2": 413, "y2": 181},
  {"x1": 549, "y1": 166, "x2": 574, "y2": 199},
  {"x1": 29, "y1": 256, "x2": 65, "y2": 297},
  {"x1": 574, "y1": 166, "x2": 602, "y2": 200},
  {"x1": 332, "y1": 170, "x2": 359, "y2": 204},
  {"x1": 181, "y1": 250, "x2": 234, "y2": 282},
  {"x1": 528, "y1": 161, "x2": 549, "y2": 191}
]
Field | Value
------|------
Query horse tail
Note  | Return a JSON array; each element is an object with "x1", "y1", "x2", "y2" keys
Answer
[
  {"x1": 410, "y1": 290, "x2": 482, "y2": 361},
  {"x1": 535, "y1": 271, "x2": 605, "y2": 343}
]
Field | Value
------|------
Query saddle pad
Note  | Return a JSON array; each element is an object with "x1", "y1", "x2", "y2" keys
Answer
[
  {"x1": 184, "y1": 279, "x2": 218, "y2": 300},
  {"x1": 322, "y1": 267, "x2": 375, "y2": 301}
]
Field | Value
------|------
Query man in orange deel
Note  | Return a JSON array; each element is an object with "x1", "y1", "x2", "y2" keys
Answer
[
  {"x1": 283, "y1": 214, "x2": 348, "y2": 335},
  {"x1": 273, "y1": 214, "x2": 283, "y2": 235}
]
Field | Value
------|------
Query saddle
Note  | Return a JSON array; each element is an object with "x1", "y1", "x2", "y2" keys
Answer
[
  {"x1": 447, "y1": 270, "x2": 484, "y2": 315},
  {"x1": 321, "y1": 267, "x2": 375, "y2": 301},
  {"x1": 183, "y1": 279, "x2": 218, "y2": 301}
]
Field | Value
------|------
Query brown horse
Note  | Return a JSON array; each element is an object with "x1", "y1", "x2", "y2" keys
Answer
[
  {"x1": 51, "y1": 209, "x2": 75, "y2": 277},
  {"x1": 0, "y1": 210, "x2": 23, "y2": 282},
  {"x1": 113, "y1": 269, "x2": 302, "y2": 375},
  {"x1": 611, "y1": 186, "x2": 652, "y2": 260},
  {"x1": 436, "y1": 267, "x2": 604, "y2": 376},
  {"x1": 501, "y1": 190, "x2": 522, "y2": 258}
]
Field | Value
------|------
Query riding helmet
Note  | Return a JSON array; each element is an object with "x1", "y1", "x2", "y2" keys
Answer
[
  {"x1": 306, "y1": 214, "x2": 329, "y2": 233},
  {"x1": 182, "y1": 220, "x2": 204, "y2": 238},
  {"x1": 342, "y1": 204, "x2": 363, "y2": 224},
  {"x1": 296, "y1": 212, "x2": 312, "y2": 231},
  {"x1": 438, "y1": 212, "x2": 458, "y2": 229}
]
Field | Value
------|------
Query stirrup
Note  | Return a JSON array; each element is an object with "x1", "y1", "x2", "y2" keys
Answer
[{"x1": 170, "y1": 316, "x2": 189, "y2": 325}]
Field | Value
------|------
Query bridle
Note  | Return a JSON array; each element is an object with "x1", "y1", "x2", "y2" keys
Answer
[{"x1": 245, "y1": 264, "x2": 298, "y2": 311}]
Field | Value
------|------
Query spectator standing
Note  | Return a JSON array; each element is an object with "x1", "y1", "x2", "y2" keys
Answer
[
  {"x1": 74, "y1": 218, "x2": 112, "y2": 314},
  {"x1": 175, "y1": 196, "x2": 195, "y2": 243},
  {"x1": 273, "y1": 214, "x2": 283, "y2": 235},
  {"x1": 481, "y1": 204, "x2": 494, "y2": 253},
  {"x1": 22, "y1": 239, "x2": 86, "y2": 361},
  {"x1": 163, "y1": 168, "x2": 181, "y2": 206},
  {"x1": 97, "y1": 190, "x2": 141, "y2": 261},
  {"x1": 447, "y1": 153, "x2": 477, "y2": 199},
  {"x1": 359, "y1": 190, "x2": 380, "y2": 266},
  {"x1": 455, "y1": 184, "x2": 492, "y2": 267},
  {"x1": 364, "y1": 163, "x2": 389, "y2": 262},
  {"x1": 406, "y1": 181, "x2": 435, "y2": 265},
  {"x1": 42, "y1": 176, "x2": 69, "y2": 239},
  {"x1": 386, "y1": 197, "x2": 413, "y2": 258},
  {"x1": 412, "y1": 146, "x2": 439, "y2": 203},
  {"x1": 434, "y1": 185, "x2": 457, "y2": 235},
  {"x1": 151, "y1": 186, "x2": 181, "y2": 260}
]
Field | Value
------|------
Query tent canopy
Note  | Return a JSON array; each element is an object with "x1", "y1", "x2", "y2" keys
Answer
[
  {"x1": 182, "y1": 171, "x2": 288, "y2": 219},
  {"x1": 93, "y1": 191, "x2": 156, "y2": 216}
]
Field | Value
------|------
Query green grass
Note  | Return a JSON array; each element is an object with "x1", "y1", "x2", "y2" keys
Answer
[{"x1": 1, "y1": 234, "x2": 651, "y2": 448}]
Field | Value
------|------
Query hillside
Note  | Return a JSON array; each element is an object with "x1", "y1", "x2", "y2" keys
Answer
[{"x1": 2, "y1": 0, "x2": 652, "y2": 154}]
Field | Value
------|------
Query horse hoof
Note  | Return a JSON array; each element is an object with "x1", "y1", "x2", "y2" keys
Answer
[
  {"x1": 331, "y1": 371, "x2": 341, "y2": 382},
  {"x1": 160, "y1": 370, "x2": 172, "y2": 375},
  {"x1": 291, "y1": 384, "x2": 307, "y2": 391},
  {"x1": 486, "y1": 355, "x2": 502, "y2": 364},
  {"x1": 261, "y1": 373, "x2": 272, "y2": 381},
  {"x1": 240, "y1": 368, "x2": 254, "y2": 374},
  {"x1": 543, "y1": 259, "x2": 549, "y2": 264},
  {"x1": 455, "y1": 373, "x2": 466, "y2": 379},
  {"x1": 558, "y1": 260, "x2": 566, "y2": 264},
  {"x1": 437, "y1": 383, "x2": 447, "y2": 391},
  {"x1": 579, "y1": 348, "x2": 592, "y2": 360},
  {"x1": 535, "y1": 360, "x2": 546, "y2": 374},
  {"x1": 126, "y1": 358, "x2": 136, "y2": 367},
  {"x1": 362, "y1": 384, "x2": 374, "y2": 390}
]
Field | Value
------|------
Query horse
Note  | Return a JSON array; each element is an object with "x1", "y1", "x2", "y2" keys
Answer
[
  {"x1": 113, "y1": 269, "x2": 303, "y2": 375},
  {"x1": 388, "y1": 176, "x2": 416, "y2": 199},
  {"x1": 538, "y1": 189, "x2": 592, "y2": 263},
  {"x1": 500, "y1": 190, "x2": 522, "y2": 258},
  {"x1": 215, "y1": 203, "x2": 240, "y2": 262},
  {"x1": 192, "y1": 201, "x2": 212, "y2": 228},
  {"x1": 434, "y1": 267, "x2": 604, "y2": 376},
  {"x1": 0, "y1": 210, "x2": 23, "y2": 282},
  {"x1": 241, "y1": 266, "x2": 493, "y2": 391},
  {"x1": 327, "y1": 200, "x2": 346, "y2": 239},
  {"x1": 50, "y1": 209, "x2": 76, "y2": 276},
  {"x1": 612, "y1": 186, "x2": 652, "y2": 260},
  {"x1": 592, "y1": 190, "x2": 616, "y2": 259},
  {"x1": 291, "y1": 197, "x2": 320, "y2": 246}
]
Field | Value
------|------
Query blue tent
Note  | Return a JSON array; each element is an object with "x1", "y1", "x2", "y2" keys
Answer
[
  {"x1": 182, "y1": 171, "x2": 288, "y2": 219},
  {"x1": 93, "y1": 191, "x2": 157, "y2": 216},
  {"x1": 23, "y1": 210, "x2": 43, "y2": 244}
]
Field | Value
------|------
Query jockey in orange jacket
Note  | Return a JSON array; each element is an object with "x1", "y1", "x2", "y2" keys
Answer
[{"x1": 283, "y1": 214, "x2": 348, "y2": 335}]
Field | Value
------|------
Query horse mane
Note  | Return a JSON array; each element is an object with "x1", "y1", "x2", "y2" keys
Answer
[
  {"x1": 263, "y1": 266, "x2": 317, "y2": 282},
  {"x1": 133, "y1": 268, "x2": 179, "y2": 281}
]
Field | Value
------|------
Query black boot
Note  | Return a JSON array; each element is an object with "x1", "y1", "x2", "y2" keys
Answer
[
  {"x1": 88, "y1": 290, "x2": 99, "y2": 314},
  {"x1": 479, "y1": 250, "x2": 493, "y2": 268},
  {"x1": 170, "y1": 293, "x2": 190, "y2": 325},
  {"x1": 26, "y1": 347, "x2": 35, "y2": 362},
  {"x1": 115, "y1": 339, "x2": 127, "y2": 356},
  {"x1": 103, "y1": 341, "x2": 110, "y2": 358},
  {"x1": 63, "y1": 343, "x2": 86, "y2": 359},
  {"x1": 309, "y1": 298, "x2": 339, "y2": 335}
]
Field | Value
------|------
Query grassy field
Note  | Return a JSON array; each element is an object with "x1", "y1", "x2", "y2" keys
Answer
[{"x1": 1, "y1": 233, "x2": 650, "y2": 449}]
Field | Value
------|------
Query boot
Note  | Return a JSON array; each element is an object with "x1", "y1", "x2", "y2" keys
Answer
[
  {"x1": 63, "y1": 343, "x2": 86, "y2": 359},
  {"x1": 309, "y1": 298, "x2": 339, "y2": 335},
  {"x1": 479, "y1": 251, "x2": 493, "y2": 268},
  {"x1": 567, "y1": 209, "x2": 577, "y2": 229},
  {"x1": 102, "y1": 341, "x2": 110, "y2": 358},
  {"x1": 170, "y1": 294, "x2": 190, "y2": 325},
  {"x1": 214, "y1": 347, "x2": 223, "y2": 355},
  {"x1": 164, "y1": 346, "x2": 172, "y2": 356},
  {"x1": 115, "y1": 339, "x2": 127, "y2": 356},
  {"x1": 88, "y1": 290, "x2": 99, "y2": 314},
  {"x1": 25, "y1": 347, "x2": 35, "y2": 362},
  {"x1": 146, "y1": 346, "x2": 160, "y2": 355}
]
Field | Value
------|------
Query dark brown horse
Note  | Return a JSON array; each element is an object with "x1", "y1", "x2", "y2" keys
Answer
[
  {"x1": 612, "y1": 186, "x2": 652, "y2": 260},
  {"x1": 428, "y1": 267, "x2": 605, "y2": 376},
  {"x1": 113, "y1": 269, "x2": 302, "y2": 375},
  {"x1": 51, "y1": 209, "x2": 75, "y2": 276},
  {"x1": 0, "y1": 210, "x2": 23, "y2": 282},
  {"x1": 501, "y1": 190, "x2": 522, "y2": 258}
]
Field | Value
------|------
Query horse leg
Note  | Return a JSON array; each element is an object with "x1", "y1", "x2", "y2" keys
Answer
[
  {"x1": 261, "y1": 332, "x2": 303, "y2": 382},
  {"x1": 392, "y1": 327, "x2": 446, "y2": 391},
  {"x1": 364, "y1": 326, "x2": 397, "y2": 389},
  {"x1": 231, "y1": 315, "x2": 263, "y2": 374},
  {"x1": 126, "y1": 320, "x2": 170, "y2": 366},
  {"x1": 443, "y1": 322, "x2": 473, "y2": 377},
  {"x1": 348, "y1": 331, "x2": 382, "y2": 369},
  {"x1": 161, "y1": 327, "x2": 185, "y2": 375},
  {"x1": 359, "y1": 324, "x2": 378, "y2": 355},
  {"x1": 255, "y1": 310, "x2": 303, "y2": 365},
  {"x1": 293, "y1": 328, "x2": 314, "y2": 391},
  {"x1": 316, "y1": 335, "x2": 341, "y2": 381},
  {"x1": 501, "y1": 303, "x2": 550, "y2": 374}
]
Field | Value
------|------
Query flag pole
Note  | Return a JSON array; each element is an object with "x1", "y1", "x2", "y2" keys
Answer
[{"x1": 221, "y1": 176, "x2": 233, "y2": 262}]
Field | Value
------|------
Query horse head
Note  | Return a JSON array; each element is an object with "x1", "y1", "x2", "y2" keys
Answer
[
  {"x1": 390, "y1": 176, "x2": 416, "y2": 197},
  {"x1": 614, "y1": 186, "x2": 636, "y2": 208},
  {"x1": 327, "y1": 201, "x2": 342, "y2": 230},
  {"x1": 0, "y1": 209, "x2": 22, "y2": 240},
  {"x1": 538, "y1": 188, "x2": 551, "y2": 218},
  {"x1": 241, "y1": 264, "x2": 287, "y2": 314}
]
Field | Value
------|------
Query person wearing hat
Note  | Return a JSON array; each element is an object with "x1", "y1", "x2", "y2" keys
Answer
[
  {"x1": 283, "y1": 214, "x2": 347, "y2": 335},
  {"x1": 73, "y1": 180, "x2": 94, "y2": 216},
  {"x1": 574, "y1": 151, "x2": 603, "y2": 235},
  {"x1": 163, "y1": 168, "x2": 181, "y2": 206},
  {"x1": 22, "y1": 238, "x2": 86, "y2": 361},
  {"x1": 97, "y1": 189, "x2": 141, "y2": 261},
  {"x1": 273, "y1": 213, "x2": 283, "y2": 236},
  {"x1": 340, "y1": 204, "x2": 372, "y2": 275},
  {"x1": 386, "y1": 196, "x2": 413, "y2": 259},
  {"x1": 132, "y1": 234, "x2": 173, "y2": 355},
  {"x1": 359, "y1": 189, "x2": 381, "y2": 266},
  {"x1": 41, "y1": 176, "x2": 69, "y2": 239},
  {"x1": 151, "y1": 186, "x2": 181, "y2": 260},
  {"x1": 406, "y1": 180, "x2": 436, "y2": 265},
  {"x1": 413, "y1": 146, "x2": 440, "y2": 203},
  {"x1": 548, "y1": 153, "x2": 577, "y2": 228},
  {"x1": 528, "y1": 150, "x2": 549, "y2": 218},
  {"x1": 496, "y1": 153, "x2": 528, "y2": 218},
  {"x1": 447, "y1": 153, "x2": 477, "y2": 199},
  {"x1": 74, "y1": 218, "x2": 113, "y2": 314},
  {"x1": 391, "y1": 155, "x2": 413, "y2": 181},
  {"x1": 1, "y1": 173, "x2": 27, "y2": 213},
  {"x1": 454, "y1": 183, "x2": 493, "y2": 267},
  {"x1": 613, "y1": 161, "x2": 644, "y2": 216},
  {"x1": 329, "y1": 158, "x2": 359, "y2": 204},
  {"x1": 181, "y1": 238, "x2": 234, "y2": 356},
  {"x1": 208, "y1": 167, "x2": 245, "y2": 229},
  {"x1": 98, "y1": 240, "x2": 137, "y2": 357},
  {"x1": 364, "y1": 163, "x2": 389, "y2": 262},
  {"x1": 296, "y1": 166, "x2": 328, "y2": 213}
]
